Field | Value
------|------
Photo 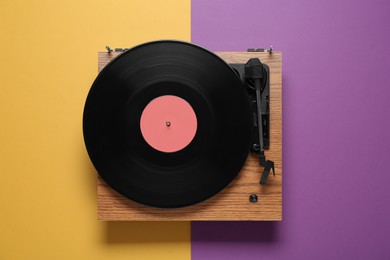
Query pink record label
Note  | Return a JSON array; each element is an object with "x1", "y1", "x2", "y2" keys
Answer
[{"x1": 140, "y1": 95, "x2": 198, "y2": 153}]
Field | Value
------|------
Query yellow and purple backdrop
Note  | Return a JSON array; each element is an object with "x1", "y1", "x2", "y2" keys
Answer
[{"x1": 1, "y1": 0, "x2": 390, "y2": 259}]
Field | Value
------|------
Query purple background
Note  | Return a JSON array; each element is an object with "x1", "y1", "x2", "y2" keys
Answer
[{"x1": 191, "y1": 0, "x2": 390, "y2": 259}]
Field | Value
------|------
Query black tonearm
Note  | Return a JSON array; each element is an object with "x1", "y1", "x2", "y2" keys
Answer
[{"x1": 244, "y1": 58, "x2": 275, "y2": 185}]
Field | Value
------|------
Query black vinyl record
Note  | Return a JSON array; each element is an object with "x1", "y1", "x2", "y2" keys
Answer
[{"x1": 83, "y1": 40, "x2": 252, "y2": 208}]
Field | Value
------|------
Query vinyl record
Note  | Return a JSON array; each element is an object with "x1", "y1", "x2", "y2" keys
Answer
[{"x1": 83, "y1": 40, "x2": 252, "y2": 208}]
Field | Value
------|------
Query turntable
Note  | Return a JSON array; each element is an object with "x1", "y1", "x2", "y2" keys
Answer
[{"x1": 83, "y1": 40, "x2": 282, "y2": 221}]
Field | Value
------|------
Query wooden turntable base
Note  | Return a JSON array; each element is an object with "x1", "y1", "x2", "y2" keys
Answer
[{"x1": 96, "y1": 51, "x2": 282, "y2": 221}]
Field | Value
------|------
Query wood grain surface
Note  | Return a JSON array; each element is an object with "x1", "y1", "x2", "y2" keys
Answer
[{"x1": 96, "y1": 51, "x2": 282, "y2": 221}]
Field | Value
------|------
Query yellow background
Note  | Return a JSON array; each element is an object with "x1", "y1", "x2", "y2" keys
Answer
[{"x1": 0, "y1": 0, "x2": 191, "y2": 259}]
